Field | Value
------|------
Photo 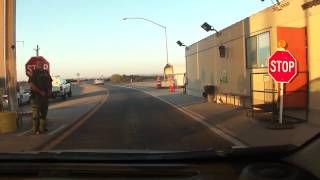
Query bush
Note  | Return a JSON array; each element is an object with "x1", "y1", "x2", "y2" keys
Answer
[
  {"x1": 110, "y1": 74, "x2": 158, "y2": 83},
  {"x1": 110, "y1": 74, "x2": 122, "y2": 83}
]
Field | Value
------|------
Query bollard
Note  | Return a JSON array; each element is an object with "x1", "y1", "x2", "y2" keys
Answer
[
  {"x1": 207, "y1": 94, "x2": 214, "y2": 103},
  {"x1": 0, "y1": 111, "x2": 17, "y2": 134},
  {"x1": 169, "y1": 84, "x2": 174, "y2": 92}
]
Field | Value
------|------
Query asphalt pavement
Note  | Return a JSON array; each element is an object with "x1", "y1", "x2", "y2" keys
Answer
[{"x1": 51, "y1": 84, "x2": 231, "y2": 151}]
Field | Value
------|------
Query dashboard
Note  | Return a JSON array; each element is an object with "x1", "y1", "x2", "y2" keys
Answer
[{"x1": 0, "y1": 144, "x2": 318, "y2": 179}]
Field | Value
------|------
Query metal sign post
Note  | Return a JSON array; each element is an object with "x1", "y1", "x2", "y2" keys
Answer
[{"x1": 279, "y1": 82, "x2": 284, "y2": 124}]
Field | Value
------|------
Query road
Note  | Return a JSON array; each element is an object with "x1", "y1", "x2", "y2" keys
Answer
[{"x1": 50, "y1": 84, "x2": 231, "y2": 151}]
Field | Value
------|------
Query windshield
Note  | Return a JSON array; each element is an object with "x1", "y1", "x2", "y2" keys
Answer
[{"x1": 0, "y1": 0, "x2": 319, "y2": 156}]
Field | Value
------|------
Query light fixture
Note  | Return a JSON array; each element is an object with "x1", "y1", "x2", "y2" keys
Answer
[
  {"x1": 176, "y1": 40, "x2": 186, "y2": 47},
  {"x1": 201, "y1": 22, "x2": 219, "y2": 34}
]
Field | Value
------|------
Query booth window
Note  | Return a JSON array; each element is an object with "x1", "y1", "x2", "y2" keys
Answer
[{"x1": 246, "y1": 32, "x2": 270, "y2": 68}]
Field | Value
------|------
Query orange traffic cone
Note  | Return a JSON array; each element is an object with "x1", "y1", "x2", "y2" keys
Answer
[{"x1": 169, "y1": 83, "x2": 174, "y2": 92}]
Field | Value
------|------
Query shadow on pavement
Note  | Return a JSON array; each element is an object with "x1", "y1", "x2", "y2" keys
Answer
[
  {"x1": 71, "y1": 90, "x2": 107, "y2": 99},
  {"x1": 48, "y1": 90, "x2": 107, "y2": 111},
  {"x1": 49, "y1": 85, "x2": 106, "y2": 104},
  {"x1": 158, "y1": 93, "x2": 205, "y2": 107},
  {"x1": 158, "y1": 92, "x2": 250, "y2": 127}
]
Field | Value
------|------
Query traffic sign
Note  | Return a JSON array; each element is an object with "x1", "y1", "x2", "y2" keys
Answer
[
  {"x1": 25, "y1": 56, "x2": 50, "y2": 77},
  {"x1": 268, "y1": 50, "x2": 297, "y2": 83},
  {"x1": 267, "y1": 49, "x2": 298, "y2": 125}
]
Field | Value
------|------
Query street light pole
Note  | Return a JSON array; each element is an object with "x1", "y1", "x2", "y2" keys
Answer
[
  {"x1": 164, "y1": 27, "x2": 168, "y2": 64},
  {"x1": 123, "y1": 17, "x2": 169, "y2": 64}
]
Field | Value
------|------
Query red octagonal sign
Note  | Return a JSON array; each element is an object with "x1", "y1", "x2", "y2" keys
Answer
[
  {"x1": 25, "y1": 56, "x2": 50, "y2": 77},
  {"x1": 268, "y1": 50, "x2": 297, "y2": 83}
]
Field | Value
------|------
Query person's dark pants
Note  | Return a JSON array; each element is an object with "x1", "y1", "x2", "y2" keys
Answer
[
  {"x1": 183, "y1": 84, "x2": 187, "y2": 94},
  {"x1": 31, "y1": 96, "x2": 49, "y2": 132}
]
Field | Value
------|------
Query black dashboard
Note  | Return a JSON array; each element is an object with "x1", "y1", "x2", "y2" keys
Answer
[{"x1": 0, "y1": 145, "x2": 317, "y2": 179}]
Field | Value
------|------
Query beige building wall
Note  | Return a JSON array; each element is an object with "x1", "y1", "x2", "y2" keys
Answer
[
  {"x1": 186, "y1": 0, "x2": 320, "y2": 125},
  {"x1": 186, "y1": 21, "x2": 249, "y2": 99},
  {"x1": 186, "y1": 43, "x2": 201, "y2": 96},
  {"x1": 305, "y1": 2, "x2": 320, "y2": 126}
]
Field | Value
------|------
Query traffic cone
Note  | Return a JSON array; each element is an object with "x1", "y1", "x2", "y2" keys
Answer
[{"x1": 169, "y1": 84, "x2": 174, "y2": 92}]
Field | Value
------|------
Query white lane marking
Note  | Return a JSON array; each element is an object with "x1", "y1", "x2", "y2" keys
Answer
[
  {"x1": 181, "y1": 107, "x2": 206, "y2": 120},
  {"x1": 48, "y1": 124, "x2": 66, "y2": 136},
  {"x1": 42, "y1": 88, "x2": 110, "y2": 150},
  {"x1": 17, "y1": 129, "x2": 33, "y2": 136},
  {"x1": 110, "y1": 84, "x2": 247, "y2": 148}
]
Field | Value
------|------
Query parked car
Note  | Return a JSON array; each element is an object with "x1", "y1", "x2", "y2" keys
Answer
[
  {"x1": 1, "y1": 95, "x2": 9, "y2": 109},
  {"x1": 51, "y1": 76, "x2": 72, "y2": 100},
  {"x1": 17, "y1": 89, "x2": 31, "y2": 105},
  {"x1": 1, "y1": 89, "x2": 31, "y2": 109},
  {"x1": 93, "y1": 79, "x2": 104, "y2": 85}
]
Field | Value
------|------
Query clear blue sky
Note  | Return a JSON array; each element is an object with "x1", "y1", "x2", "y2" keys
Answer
[{"x1": 16, "y1": 0, "x2": 273, "y2": 80}]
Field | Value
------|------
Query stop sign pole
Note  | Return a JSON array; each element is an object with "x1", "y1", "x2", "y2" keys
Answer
[
  {"x1": 268, "y1": 49, "x2": 297, "y2": 125},
  {"x1": 279, "y1": 82, "x2": 284, "y2": 124}
]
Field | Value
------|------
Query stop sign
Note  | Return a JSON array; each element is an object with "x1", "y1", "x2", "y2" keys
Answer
[
  {"x1": 268, "y1": 50, "x2": 297, "y2": 83},
  {"x1": 25, "y1": 56, "x2": 50, "y2": 77}
]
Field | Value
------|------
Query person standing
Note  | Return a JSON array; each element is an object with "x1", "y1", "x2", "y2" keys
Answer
[
  {"x1": 29, "y1": 61, "x2": 52, "y2": 135},
  {"x1": 183, "y1": 73, "x2": 188, "y2": 94}
]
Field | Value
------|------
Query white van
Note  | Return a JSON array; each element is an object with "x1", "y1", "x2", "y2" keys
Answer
[{"x1": 93, "y1": 79, "x2": 104, "y2": 85}]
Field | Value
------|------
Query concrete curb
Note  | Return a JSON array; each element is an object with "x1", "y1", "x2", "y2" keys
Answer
[{"x1": 31, "y1": 88, "x2": 109, "y2": 151}]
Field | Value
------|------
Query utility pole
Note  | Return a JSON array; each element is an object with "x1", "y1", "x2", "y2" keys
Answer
[
  {"x1": 4, "y1": 0, "x2": 18, "y2": 112},
  {"x1": 77, "y1": 73, "x2": 80, "y2": 83},
  {"x1": 34, "y1": 45, "x2": 40, "y2": 56},
  {"x1": 0, "y1": 1, "x2": 6, "y2": 94}
]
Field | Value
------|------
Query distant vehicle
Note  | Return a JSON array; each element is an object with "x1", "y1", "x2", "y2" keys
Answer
[
  {"x1": 66, "y1": 79, "x2": 78, "y2": 83},
  {"x1": 93, "y1": 79, "x2": 104, "y2": 85},
  {"x1": 1, "y1": 89, "x2": 31, "y2": 108},
  {"x1": 17, "y1": 89, "x2": 31, "y2": 105},
  {"x1": 51, "y1": 76, "x2": 72, "y2": 100},
  {"x1": 1, "y1": 95, "x2": 9, "y2": 109}
]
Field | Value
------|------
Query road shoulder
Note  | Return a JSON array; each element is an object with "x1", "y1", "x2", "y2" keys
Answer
[{"x1": 0, "y1": 83, "x2": 108, "y2": 152}]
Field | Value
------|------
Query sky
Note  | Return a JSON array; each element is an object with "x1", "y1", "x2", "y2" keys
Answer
[{"x1": 16, "y1": 0, "x2": 274, "y2": 81}]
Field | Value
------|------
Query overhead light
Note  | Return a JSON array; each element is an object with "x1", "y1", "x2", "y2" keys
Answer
[
  {"x1": 176, "y1": 40, "x2": 186, "y2": 47},
  {"x1": 201, "y1": 22, "x2": 219, "y2": 34},
  {"x1": 201, "y1": 22, "x2": 212, "y2": 32}
]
